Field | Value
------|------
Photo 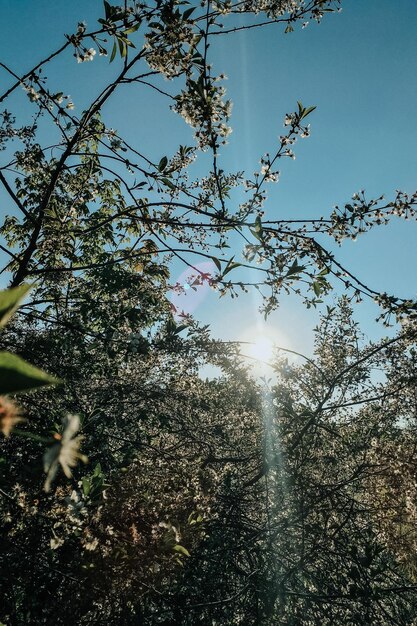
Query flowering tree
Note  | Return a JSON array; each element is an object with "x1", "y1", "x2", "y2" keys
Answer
[
  {"x1": 1, "y1": 1, "x2": 417, "y2": 624},
  {"x1": 0, "y1": 0, "x2": 415, "y2": 326}
]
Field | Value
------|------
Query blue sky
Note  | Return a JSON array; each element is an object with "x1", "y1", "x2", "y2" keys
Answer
[
  {"x1": 1, "y1": 0, "x2": 416, "y2": 359},
  {"x1": 201, "y1": 0, "x2": 417, "y2": 353}
]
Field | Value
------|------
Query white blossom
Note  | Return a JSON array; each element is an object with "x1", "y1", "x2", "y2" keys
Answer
[{"x1": 85, "y1": 48, "x2": 96, "y2": 62}]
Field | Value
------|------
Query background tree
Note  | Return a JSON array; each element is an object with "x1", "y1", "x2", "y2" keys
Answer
[{"x1": 1, "y1": 1, "x2": 417, "y2": 625}]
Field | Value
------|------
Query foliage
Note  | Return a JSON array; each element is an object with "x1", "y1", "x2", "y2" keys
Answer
[
  {"x1": 0, "y1": 0, "x2": 415, "y2": 324},
  {"x1": 1, "y1": 300, "x2": 417, "y2": 624},
  {"x1": 0, "y1": 1, "x2": 417, "y2": 625}
]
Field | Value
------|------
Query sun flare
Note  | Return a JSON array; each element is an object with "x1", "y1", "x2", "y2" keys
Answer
[
  {"x1": 247, "y1": 335, "x2": 275, "y2": 363},
  {"x1": 239, "y1": 327, "x2": 287, "y2": 370}
]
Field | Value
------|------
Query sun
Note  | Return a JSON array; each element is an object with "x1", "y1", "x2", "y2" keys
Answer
[
  {"x1": 247, "y1": 335, "x2": 275, "y2": 363},
  {"x1": 239, "y1": 327, "x2": 286, "y2": 371}
]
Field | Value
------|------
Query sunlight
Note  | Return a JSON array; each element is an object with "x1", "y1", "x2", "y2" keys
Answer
[
  {"x1": 247, "y1": 334, "x2": 275, "y2": 363},
  {"x1": 239, "y1": 327, "x2": 287, "y2": 372}
]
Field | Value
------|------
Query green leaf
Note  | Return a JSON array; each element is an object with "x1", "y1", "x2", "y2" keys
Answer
[
  {"x1": 158, "y1": 156, "x2": 168, "y2": 172},
  {"x1": 304, "y1": 105, "x2": 317, "y2": 116},
  {"x1": 82, "y1": 476, "x2": 91, "y2": 497},
  {"x1": 317, "y1": 267, "x2": 330, "y2": 277},
  {"x1": 286, "y1": 261, "x2": 305, "y2": 277},
  {"x1": 124, "y1": 23, "x2": 140, "y2": 35},
  {"x1": 312, "y1": 281, "x2": 322, "y2": 297},
  {"x1": 93, "y1": 462, "x2": 102, "y2": 477},
  {"x1": 118, "y1": 37, "x2": 126, "y2": 58},
  {"x1": 110, "y1": 41, "x2": 117, "y2": 63},
  {"x1": 253, "y1": 215, "x2": 263, "y2": 232},
  {"x1": 250, "y1": 215, "x2": 263, "y2": 242},
  {"x1": 222, "y1": 257, "x2": 241, "y2": 277},
  {"x1": 0, "y1": 352, "x2": 61, "y2": 394},
  {"x1": 103, "y1": 0, "x2": 111, "y2": 20},
  {"x1": 0, "y1": 284, "x2": 32, "y2": 329},
  {"x1": 183, "y1": 7, "x2": 195, "y2": 20},
  {"x1": 211, "y1": 256, "x2": 222, "y2": 272},
  {"x1": 160, "y1": 177, "x2": 176, "y2": 191},
  {"x1": 173, "y1": 544, "x2": 190, "y2": 557},
  {"x1": 12, "y1": 429, "x2": 50, "y2": 443},
  {"x1": 299, "y1": 104, "x2": 316, "y2": 120},
  {"x1": 250, "y1": 230, "x2": 262, "y2": 243}
]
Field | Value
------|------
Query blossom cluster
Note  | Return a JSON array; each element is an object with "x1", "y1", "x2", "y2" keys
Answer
[
  {"x1": 173, "y1": 76, "x2": 232, "y2": 150},
  {"x1": 144, "y1": 16, "x2": 198, "y2": 79},
  {"x1": 76, "y1": 47, "x2": 97, "y2": 63},
  {"x1": 330, "y1": 190, "x2": 417, "y2": 244}
]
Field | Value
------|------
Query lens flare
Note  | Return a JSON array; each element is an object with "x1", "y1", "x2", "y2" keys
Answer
[
  {"x1": 247, "y1": 335, "x2": 274, "y2": 363},
  {"x1": 239, "y1": 326, "x2": 288, "y2": 376}
]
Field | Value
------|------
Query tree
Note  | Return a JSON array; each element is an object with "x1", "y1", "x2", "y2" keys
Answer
[
  {"x1": 1, "y1": 1, "x2": 417, "y2": 624},
  {"x1": 4, "y1": 298, "x2": 416, "y2": 624},
  {"x1": 265, "y1": 300, "x2": 417, "y2": 625},
  {"x1": 0, "y1": 0, "x2": 415, "y2": 323}
]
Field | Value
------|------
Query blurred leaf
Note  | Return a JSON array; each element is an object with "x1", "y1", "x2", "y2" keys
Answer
[
  {"x1": 0, "y1": 284, "x2": 31, "y2": 329},
  {"x1": 0, "y1": 352, "x2": 60, "y2": 394}
]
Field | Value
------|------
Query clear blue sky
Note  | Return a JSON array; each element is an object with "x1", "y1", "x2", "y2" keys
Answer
[{"x1": 1, "y1": 1, "x2": 416, "y2": 357}]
